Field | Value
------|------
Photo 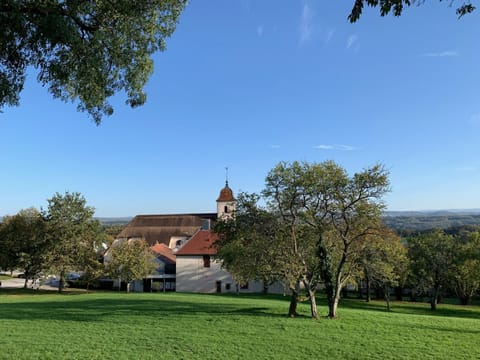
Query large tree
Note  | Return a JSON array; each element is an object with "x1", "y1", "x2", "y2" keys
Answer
[
  {"x1": 0, "y1": 207, "x2": 49, "y2": 287},
  {"x1": 44, "y1": 191, "x2": 100, "y2": 292},
  {"x1": 261, "y1": 161, "x2": 389, "y2": 319},
  {"x1": 348, "y1": 0, "x2": 476, "y2": 22},
  {"x1": 1, "y1": 0, "x2": 187, "y2": 123},
  {"x1": 407, "y1": 230, "x2": 456, "y2": 310}
]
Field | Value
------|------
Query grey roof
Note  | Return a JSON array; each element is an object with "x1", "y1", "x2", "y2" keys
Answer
[{"x1": 116, "y1": 213, "x2": 217, "y2": 246}]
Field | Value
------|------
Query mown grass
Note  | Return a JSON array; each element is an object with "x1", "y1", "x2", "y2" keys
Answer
[{"x1": 0, "y1": 290, "x2": 479, "y2": 360}]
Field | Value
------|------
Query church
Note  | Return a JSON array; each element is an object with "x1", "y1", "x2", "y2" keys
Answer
[{"x1": 113, "y1": 181, "x2": 271, "y2": 293}]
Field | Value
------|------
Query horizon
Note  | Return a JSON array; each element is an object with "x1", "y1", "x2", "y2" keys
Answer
[{"x1": 2, "y1": 1, "x2": 480, "y2": 217}]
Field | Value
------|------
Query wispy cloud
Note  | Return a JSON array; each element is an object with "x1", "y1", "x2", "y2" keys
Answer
[
  {"x1": 421, "y1": 51, "x2": 458, "y2": 57},
  {"x1": 270, "y1": 144, "x2": 281, "y2": 149},
  {"x1": 314, "y1": 144, "x2": 357, "y2": 151},
  {"x1": 324, "y1": 28, "x2": 335, "y2": 44},
  {"x1": 346, "y1": 35, "x2": 358, "y2": 49},
  {"x1": 299, "y1": 4, "x2": 314, "y2": 45},
  {"x1": 257, "y1": 25, "x2": 264, "y2": 37}
]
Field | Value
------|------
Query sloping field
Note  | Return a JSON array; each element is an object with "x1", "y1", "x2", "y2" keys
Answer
[{"x1": 0, "y1": 291, "x2": 478, "y2": 359}]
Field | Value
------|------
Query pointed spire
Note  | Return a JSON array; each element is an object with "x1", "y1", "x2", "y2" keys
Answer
[{"x1": 225, "y1": 166, "x2": 229, "y2": 188}]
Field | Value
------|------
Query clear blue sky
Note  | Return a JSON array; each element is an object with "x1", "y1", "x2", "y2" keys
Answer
[{"x1": 2, "y1": 1, "x2": 480, "y2": 217}]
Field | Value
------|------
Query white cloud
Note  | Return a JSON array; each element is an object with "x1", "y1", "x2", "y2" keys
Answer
[
  {"x1": 314, "y1": 144, "x2": 356, "y2": 151},
  {"x1": 421, "y1": 51, "x2": 458, "y2": 57},
  {"x1": 257, "y1": 25, "x2": 264, "y2": 37},
  {"x1": 299, "y1": 4, "x2": 314, "y2": 45},
  {"x1": 346, "y1": 35, "x2": 358, "y2": 49},
  {"x1": 270, "y1": 144, "x2": 281, "y2": 149}
]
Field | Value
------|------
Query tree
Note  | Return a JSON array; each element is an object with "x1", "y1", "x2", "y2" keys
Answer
[
  {"x1": 105, "y1": 239, "x2": 157, "y2": 292},
  {"x1": 263, "y1": 162, "x2": 324, "y2": 319},
  {"x1": 407, "y1": 230, "x2": 456, "y2": 310},
  {"x1": 450, "y1": 230, "x2": 480, "y2": 305},
  {"x1": 44, "y1": 191, "x2": 100, "y2": 292},
  {"x1": 348, "y1": 0, "x2": 476, "y2": 22},
  {"x1": 0, "y1": 207, "x2": 49, "y2": 287},
  {"x1": 1, "y1": 0, "x2": 187, "y2": 123},
  {"x1": 358, "y1": 228, "x2": 408, "y2": 310},
  {"x1": 262, "y1": 161, "x2": 389, "y2": 319},
  {"x1": 215, "y1": 193, "x2": 284, "y2": 294}
]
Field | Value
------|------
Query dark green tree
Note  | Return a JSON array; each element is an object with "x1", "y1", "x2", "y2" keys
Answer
[
  {"x1": 44, "y1": 191, "x2": 100, "y2": 292},
  {"x1": 348, "y1": 0, "x2": 475, "y2": 22},
  {"x1": 1, "y1": 0, "x2": 187, "y2": 123},
  {"x1": 407, "y1": 230, "x2": 456, "y2": 310},
  {"x1": 0, "y1": 207, "x2": 49, "y2": 287},
  {"x1": 450, "y1": 231, "x2": 480, "y2": 305}
]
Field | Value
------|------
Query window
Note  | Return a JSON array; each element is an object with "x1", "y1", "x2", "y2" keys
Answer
[
  {"x1": 224, "y1": 205, "x2": 228, "y2": 213},
  {"x1": 225, "y1": 283, "x2": 231, "y2": 290},
  {"x1": 203, "y1": 255, "x2": 211, "y2": 268}
]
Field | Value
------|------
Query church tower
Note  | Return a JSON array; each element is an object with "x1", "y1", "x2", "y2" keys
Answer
[{"x1": 216, "y1": 180, "x2": 235, "y2": 220}]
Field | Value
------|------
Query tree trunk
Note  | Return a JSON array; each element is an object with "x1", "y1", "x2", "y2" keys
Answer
[
  {"x1": 430, "y1": 285, "x2": 439, "y2": 311},
  {"x1": 384, "y1": 284, "x2": 391, "y2": 312},
  {"x1": 307, "y1": 288, "x2": 318, "y2": 319},
  {"x1": 326, "y1": 281, "x2": 342, "y2": 318},
  {"x1": 23, "y1": 277, "x2": 28, "y2": 289},
  {"x1": 459, "y1": 295, "x2": 471, "y2": 306},
  {"x1": 58, "y1": 271, "x2": 65, "y2": 293},
  {"x1": 262, "y1": 281, "x2": 269, "y2": 294},
  {"x1": 288, "y1": 286, "x2": 299, "y2": 317},
  {"x1": 365, "y1": 276, "x2": 371, "y2": 302},
  {"x1": 394, "y1": 286, "x2": 403, "y2": 301}
]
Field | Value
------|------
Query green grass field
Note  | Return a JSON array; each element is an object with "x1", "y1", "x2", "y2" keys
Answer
[{"x1": 0, "y1": 290, "x2": 479, "y2": 359}]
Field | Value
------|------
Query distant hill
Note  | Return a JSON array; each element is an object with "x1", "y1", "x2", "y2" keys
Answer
[
  {"x1": 383, "y1": 210, "x2": 480, "y2": 232},
  {"x1": 96, "y1": 217, "x2": 132, "y2": 226}
]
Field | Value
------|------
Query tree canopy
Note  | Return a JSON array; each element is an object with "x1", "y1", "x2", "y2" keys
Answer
[
  {"x1": 1, "y1": 0, "x2": 187, "y2": 123},
  {"x1": 44, "y1": 191, "x2": 100, "y2": 292},
  {"x1": 348, "y1": 0, "x2": 476, "y2": 22}
]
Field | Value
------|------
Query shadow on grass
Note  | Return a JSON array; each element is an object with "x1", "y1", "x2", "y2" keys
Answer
[
  {"x1": 339, "y1": 297, "x2": 480, "y2": 320},
  {"x1": 0, "y1": 292, "x2": 291, "y2": 323},
  {"x1": 1, "y1": 289, "x2": 478, "y2": 323}
]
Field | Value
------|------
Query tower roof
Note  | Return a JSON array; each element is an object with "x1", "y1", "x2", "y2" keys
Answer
[{"x1": 216, "y1": 181, "x2": 235, "y2": 202}]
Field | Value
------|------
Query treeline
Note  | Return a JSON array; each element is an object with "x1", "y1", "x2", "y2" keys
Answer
[
  {"x1": 0, "y1": 192, "x2": 150, "y2": 292},
  {"x1": 383, "y1": 214, "x2": 480, "y2": 233}
]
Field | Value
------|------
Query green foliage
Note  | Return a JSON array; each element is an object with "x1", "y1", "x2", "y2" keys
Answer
[
  {"x1": 105, "y1": 239, "x2": 157, "y2": 291},
  {"x1": 0, "y1": 292, "x2": 480, "y2": 359},
  {"x1": 450, "y1": 231, "x2": 480, "y2": 305},
  {"x1": 0, "y1": 208, "x2": 49, "y2": 287},
  {"x1": 0, "y1": 0, "x2": 187, "y2": 123},
  {"x1": 44, "y1": 191, "x2": 100, "y2": 292},
  {"x1": 348, "y1": 0, "x2": 476, "y2": 22},
  {"x1": 215, "y1": 192, "x2": 285, "y2": 289},
  {"x1": 407, "y1": 230, "x2": 456, "y2": 310}
]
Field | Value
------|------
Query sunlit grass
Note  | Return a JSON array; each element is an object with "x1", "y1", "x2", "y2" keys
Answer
[{"x1": 0, "y1": 291, "x2": 479, "y2": 359}]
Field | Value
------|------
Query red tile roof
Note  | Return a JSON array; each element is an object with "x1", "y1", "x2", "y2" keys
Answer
[
  {"x1": 150, "y1": 243, "x2": 176, "y2": 263},
  {"x1": 175, "y1": 230, "x2": 219, "y2": 256}
]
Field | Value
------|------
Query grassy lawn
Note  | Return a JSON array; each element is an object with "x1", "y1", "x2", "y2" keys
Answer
[{"x1": 0, "y1": 290, "x2": 479, "y2": 360}]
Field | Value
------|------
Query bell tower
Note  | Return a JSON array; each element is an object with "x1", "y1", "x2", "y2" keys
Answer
[{"x1": 217, "y1": 168, "x2": 235, "y2": 219}]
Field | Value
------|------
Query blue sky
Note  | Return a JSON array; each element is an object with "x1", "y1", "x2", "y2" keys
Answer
[{"x1": 2, "y1": 1, "x2": 480, "y2": 217}]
